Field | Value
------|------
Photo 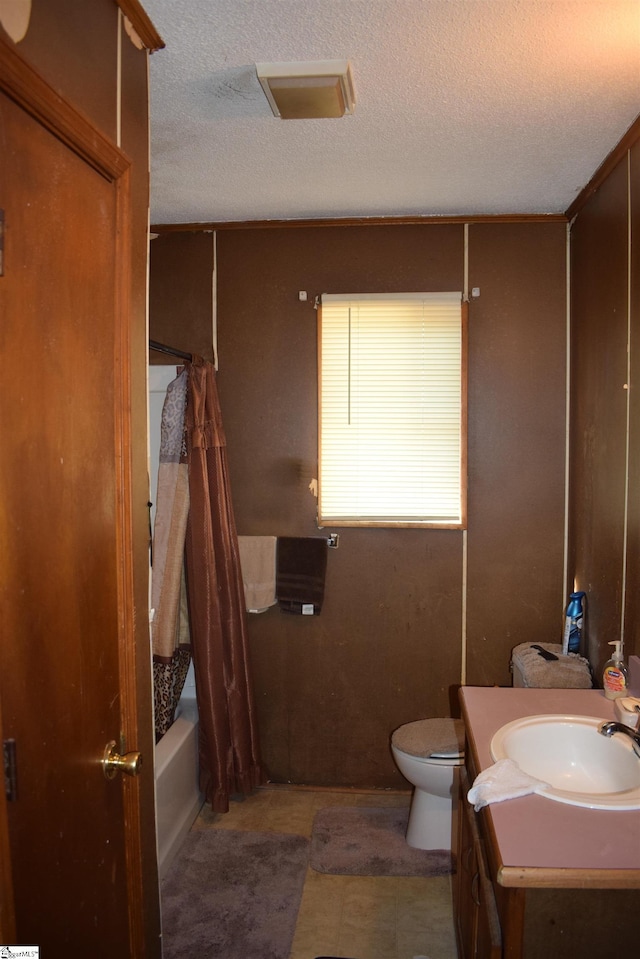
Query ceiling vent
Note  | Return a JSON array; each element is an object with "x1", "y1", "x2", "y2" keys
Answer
[{"x1": 256, "y1": 60, "x2": 355, "y2": 120}]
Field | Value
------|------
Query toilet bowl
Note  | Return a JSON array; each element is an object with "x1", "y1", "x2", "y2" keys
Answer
[{"x1": 390, "y1": 718, "x2": 465, "y2": 850}]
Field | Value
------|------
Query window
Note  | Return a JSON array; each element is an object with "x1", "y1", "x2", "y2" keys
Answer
[{"x1": 318, "y1": 292, "x2": 467, "y2": 527}]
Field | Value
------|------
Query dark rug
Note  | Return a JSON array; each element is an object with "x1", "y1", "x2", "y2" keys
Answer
[
  {"x1": 161, "y1": 828, "x2": 310, "y2": 959},
  {"x1": 310, "y1": 806, "x2": 454, "y2": 878}
]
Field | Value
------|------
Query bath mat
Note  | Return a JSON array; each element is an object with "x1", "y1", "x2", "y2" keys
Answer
[
  {"x1": 161, "y1": 828, "x2": 309, "y2": 959},
  {"x1": 310, "y1": 806, "x2": 453, "y2": 878}
]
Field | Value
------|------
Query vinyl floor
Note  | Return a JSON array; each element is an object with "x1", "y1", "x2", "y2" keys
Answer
[{"x1": 192, "y1": 784, "x2": 458, "y2": 959}]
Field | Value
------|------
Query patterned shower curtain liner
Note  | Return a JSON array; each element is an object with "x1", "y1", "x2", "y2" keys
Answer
[{"x1": 151, "y1": 368, "x2": 191, "y2": 740}]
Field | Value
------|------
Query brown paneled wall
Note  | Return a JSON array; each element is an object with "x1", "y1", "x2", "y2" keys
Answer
[
  {"x1": 150, "y1": 221, "x2": 567, "y2": 788},
  {"x1": 570, "y1": 143, "x2": 640, "y2": 679},
  {"x1": 627, "y1": 142, "x2": 640, "y2": 660},
  {"x1": 466, "y1": 224, "x2": 568, "y2": 685},
  {"x1": 13, "y1": 0, "x2": 119, "y2": 138},
  {"x1": 149, "y1": 232, "x2": 216, "y2": 363}
]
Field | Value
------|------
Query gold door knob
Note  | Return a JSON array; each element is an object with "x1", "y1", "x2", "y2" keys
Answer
[{"x1": 102, "y1": 741, "x2": 143, "y2": 779}]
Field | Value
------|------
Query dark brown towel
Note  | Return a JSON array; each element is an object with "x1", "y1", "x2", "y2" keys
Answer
[{"x1": 276, "y1": 537, "x2": 328, "y2": 615}]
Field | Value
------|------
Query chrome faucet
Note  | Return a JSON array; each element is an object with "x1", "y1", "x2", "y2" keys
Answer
[{"x1": 598, "y1": 721, "x2": 640, "y2": 759}]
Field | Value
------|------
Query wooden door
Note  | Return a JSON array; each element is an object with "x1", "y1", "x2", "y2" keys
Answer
[{"x1": 0, "y1": 37, "x2": 159, "y2": 957}]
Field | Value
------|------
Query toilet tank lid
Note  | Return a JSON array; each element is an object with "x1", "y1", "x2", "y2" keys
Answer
[{"x1": 391, "y1": 718, "x2": 464, "y2": 758}]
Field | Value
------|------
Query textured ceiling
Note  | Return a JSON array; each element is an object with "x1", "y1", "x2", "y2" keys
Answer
[{"x1": 143, "y1": 0, "x2": 640, "y2": 225}]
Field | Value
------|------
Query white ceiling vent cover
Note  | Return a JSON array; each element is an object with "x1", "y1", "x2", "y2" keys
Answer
[{"x1": 256, "y1": 60, "x2": 355, "y2": 120}]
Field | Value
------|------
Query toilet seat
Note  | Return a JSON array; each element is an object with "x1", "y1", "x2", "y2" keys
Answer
[{"x1": 391, "y1": 718, "x2": 464, "y2": 761}]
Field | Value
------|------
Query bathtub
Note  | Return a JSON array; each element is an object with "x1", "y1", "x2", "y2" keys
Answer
[{"x1": 155, "y1": 695, "x2": 204, "y2": 879}]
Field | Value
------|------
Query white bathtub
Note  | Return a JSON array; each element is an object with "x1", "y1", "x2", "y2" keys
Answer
[{"x1": 155, "y1": 696, "x2": 204, "y2": 879}]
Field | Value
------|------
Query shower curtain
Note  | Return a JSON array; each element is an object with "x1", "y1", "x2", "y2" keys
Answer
[
  {"x1": 184, "y1": 355, "x2": 265, "y2": 812},
  {"x1": 151, "y1": 369, "x2": 191, "y2": 740}
]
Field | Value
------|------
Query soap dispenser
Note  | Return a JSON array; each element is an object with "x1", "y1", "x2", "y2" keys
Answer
[{"x1": 603, "y1": 641, "x2": 629, "y2": 700}]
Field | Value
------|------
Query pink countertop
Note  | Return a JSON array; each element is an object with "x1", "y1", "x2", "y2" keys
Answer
[{"x1": 459, "y1": 686, "x2": 640, "y2": 887}]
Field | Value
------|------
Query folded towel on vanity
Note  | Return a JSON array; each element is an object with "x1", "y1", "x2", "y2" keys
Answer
[
  {"x1": 238, "y1": 535, "x2": 277, "y2": 612},
  {"x1": 467, "y1": 759, "x2": 549, "y2": 811},
  {"x1": 276, "y1": 537, "x2": 328, "y2": 615}
]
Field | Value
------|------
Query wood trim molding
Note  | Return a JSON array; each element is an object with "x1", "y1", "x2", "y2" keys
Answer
[
  {"x1": 113, "y1": 165, "x2": 149, "y2": 957},
  {"x1": 0, "y1": 33, "x2": 129, "y2": 181},
  {"x1": 151, "y1": 212, "x2": 569, "y2": 233},
  {"x1": 116, "y1": 0, "x2": 164, "y2": 52},
  {"x1": 566, "y1": 113, "x2": 640, "y2": 220}
]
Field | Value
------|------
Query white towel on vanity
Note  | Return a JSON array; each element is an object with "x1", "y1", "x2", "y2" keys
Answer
[
  {"x1": 467, "y1": 759, "x2": 549, "y2": 811},
  {"x1": 238, "y1": 536, "x2": 277, "y2": 612}
]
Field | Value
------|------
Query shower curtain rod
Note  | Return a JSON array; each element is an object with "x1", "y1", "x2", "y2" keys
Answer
[{"x1": 149, "y1": 339, "x2": 193, "y2": 362}]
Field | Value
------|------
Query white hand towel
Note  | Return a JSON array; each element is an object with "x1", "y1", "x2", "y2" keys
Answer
[
  {"x1": 238, "y1": 536, "x2": 277, "y2": 612},
  {"x1": 467, "y1": 759, "x2": 549, "y2": 811}
]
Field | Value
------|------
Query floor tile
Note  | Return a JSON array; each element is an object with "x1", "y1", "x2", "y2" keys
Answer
[{"x1": 196, "y1": 784, "x2": 457, "y2": 959}]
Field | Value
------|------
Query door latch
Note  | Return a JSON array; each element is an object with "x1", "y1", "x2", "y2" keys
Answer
[{"x1": 3, "y1": 738, "x2": 17, "y2": 801}]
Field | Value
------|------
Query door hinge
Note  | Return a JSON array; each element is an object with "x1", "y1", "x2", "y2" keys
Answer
[{"x1": 3, "y1": 738, "x2": 17, "y2": 801}]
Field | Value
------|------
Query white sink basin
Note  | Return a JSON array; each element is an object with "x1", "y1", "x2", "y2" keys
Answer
[{"x1": 490, "y1": 714, "x2": 640, "y2": 810}]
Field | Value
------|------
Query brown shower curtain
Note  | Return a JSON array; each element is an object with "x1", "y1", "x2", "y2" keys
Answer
[{"x1": 184, "y1": 355, "x2": 266, "y2": 812}]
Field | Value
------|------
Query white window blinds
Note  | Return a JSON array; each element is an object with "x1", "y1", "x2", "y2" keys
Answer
[{"x1": 319, "y1": 292, "x2": 466, "y2": 527}]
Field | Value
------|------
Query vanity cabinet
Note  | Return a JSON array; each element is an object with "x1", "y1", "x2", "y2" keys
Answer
[
  {"x1": 455, "y1": 770, "x2": 640, "y2": 959},
  {"x1": 456, "y1": 687, "x2": 640, "y2": 959},
  {"x1": 454, "y1": 771, "x2": 501, "y2": 959}
]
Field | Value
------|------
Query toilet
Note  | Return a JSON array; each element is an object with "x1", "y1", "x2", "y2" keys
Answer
[{"x1": 390, "y1": 717, "x2": 465, "y2": 851}]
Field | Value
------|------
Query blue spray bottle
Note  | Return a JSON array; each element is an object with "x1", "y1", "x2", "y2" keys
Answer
[{"x1": 562, "y1": 591, "x2": 586, "y2": 655}]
